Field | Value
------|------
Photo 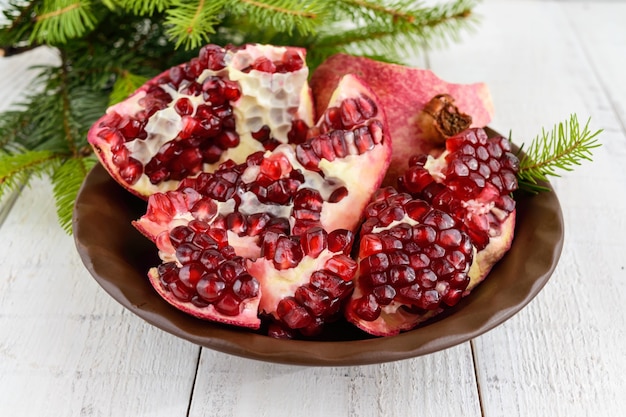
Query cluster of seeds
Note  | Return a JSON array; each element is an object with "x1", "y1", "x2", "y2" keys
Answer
[
  {"x1": 351, "y1": 188, "x2": 474, "y2": 323},
  {"x1": 399, "y1": 128, "x2": 520, "y2": 249},
  {"x1": 156, "y1": 221, "x2": 260, "y2": 317},
  {"x1": 262, "y1": 227, "x2": 357, "y2": 337}
]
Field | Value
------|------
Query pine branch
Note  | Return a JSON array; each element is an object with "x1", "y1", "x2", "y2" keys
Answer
[
  {"x1": 517, "y1": 115, "x2": 602, "y2": 193},
  {"x1": 164, "y1": 0, "x2": 227, "y2": 50},
  {"x1": 31, "y1": 0, "x2": 99, "y2": 44},
  {"x1": 0, "y1": 149, "x2": 61, "y2": 199},
  {"x1": 52, "y1": 156, "x2": 96, "y2": 233},
  {"x1": 227, "y1": 0, "x2": 326, "y2": 36},
  {"x1": 311, "y1": 0, "x2": 477, "y2": 64}
]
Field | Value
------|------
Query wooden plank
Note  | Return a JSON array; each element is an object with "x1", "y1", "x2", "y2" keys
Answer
[
  {"x1": 428, "y1": 1, "x2": 626, "y2": 416},
  {"x1": 189, "y1": 344, "x2": 481, "y2": 417},
  {"x1": 0, "y1": 180, "x2": 201, "y2": 415}
]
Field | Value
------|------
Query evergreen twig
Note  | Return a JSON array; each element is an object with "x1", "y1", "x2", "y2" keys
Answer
[{"x1": 517, "y1": 115, "x2": 602, "y2": 193}]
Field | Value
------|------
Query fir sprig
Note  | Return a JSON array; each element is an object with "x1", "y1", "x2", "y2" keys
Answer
[{"x1": 517, "y1": 115, "x2": 602, "y2": 193}]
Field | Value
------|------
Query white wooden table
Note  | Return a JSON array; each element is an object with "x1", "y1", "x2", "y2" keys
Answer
[{"x1": 1, "y1": 1, "x2": 625, "y2": 416}]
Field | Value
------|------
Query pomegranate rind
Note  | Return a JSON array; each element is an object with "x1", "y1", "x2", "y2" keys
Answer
[
  {"x1": 147, "y1": 267, "x2": 262, "y2": 329},
  {"x1": 468, "y1": 211, "x2": 516, "y2": 291},
  {"x1": 88, "y1": 44, "x2": 314, "y2": 199},
  {"x1": 310, "y1": 54, "x2": 494, "y2": 185}
]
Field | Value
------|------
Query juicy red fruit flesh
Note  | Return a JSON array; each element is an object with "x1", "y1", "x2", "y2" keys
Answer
[
  {"x1": 349, "y1": 188, "x2": 474, "y2": 327},
  {"x1": 155, "y1": 222, "x2": 260, "y2": 318},
  {"x1": 399, "y1": 128, "x2": 520, "y2": 250}
]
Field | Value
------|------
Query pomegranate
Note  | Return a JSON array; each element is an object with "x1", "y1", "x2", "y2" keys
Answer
[
  {"x1": 132, "y1": 74, "x2": 391, "y2": 333},
  {"x1": 398, "y1": 127, "x2": 519, "y2": 291},
  {"x1": 248, "y1": 227, "x2": 357, "y2": 338},
  {"x1": 88, "y1": 43, "x2": 314, "y2": 198},
  {"x1": 345, "y1": 187, "x2": 475, "y2": 336},
  {"x1": 310, "y1": 53, "x2": 494, "y2": 185}
]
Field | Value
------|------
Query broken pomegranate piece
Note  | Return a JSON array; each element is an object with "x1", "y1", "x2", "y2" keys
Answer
[
  {"x1": 147, "y1": 222, "x2": 262, "y2": 329},
  {"x1": 345, "y1": 187, "x2": 474, "y2": 337},
  {"x1": 88, "y1": 43, "x2": 314, "y2": 198},
  {"x1": 310, "y1": 54, "x2": 494, "y2": 185},
  {"x1": 248, "y1": 227, "x2": 357, "y2": 338},
  {"x1": 398, "y1": 127, "x2": 519, "y2": 291}
]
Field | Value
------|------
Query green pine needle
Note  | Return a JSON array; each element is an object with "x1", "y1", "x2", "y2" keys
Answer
[
  {"x1": 517, "y1": 115, "x2": 602, "y2": 193},
  {"x1": 164, "y1": 0, "x2": 226, "y2": 50},
  {"x1": 51, "y1": 156, "x2": 96, "y2": 233},
  {"x1": 31, "y1": 0, "x2": 98, "y2": 45},
  {"x1": 0, "y1": 149, "x2": 61, "y2": 199}
]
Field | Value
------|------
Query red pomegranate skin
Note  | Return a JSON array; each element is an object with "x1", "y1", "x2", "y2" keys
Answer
[{"x1": 310, "y1": 53, "x2": 494, "y2": 185}]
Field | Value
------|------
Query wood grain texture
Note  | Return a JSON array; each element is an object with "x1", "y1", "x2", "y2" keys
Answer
[
  {"x1": 189, "y1": 345, "x2": 481, "y2": 417},
  {"x1": 0, "y1": 178, "x2": 201, "y2": 416}
]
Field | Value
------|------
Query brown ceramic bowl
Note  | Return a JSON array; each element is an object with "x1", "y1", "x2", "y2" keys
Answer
[{"x1": 73, "y1": 145, "x2": 563, "y2": 366}]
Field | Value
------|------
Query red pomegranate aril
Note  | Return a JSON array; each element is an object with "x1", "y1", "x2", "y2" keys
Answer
[
  {"x1": 215, "y1": 292, "x2": 243, "y2": 316},
  {"x1": 327, "y1": 229, "x2": 354, "y2": 255},
  {"x1": 251, "y1": 56, "x2": 277, "y2": 73},
  {"x1": 353, "y1": 294, "x2": 381, "y2": 322},
  {"x1": 310, "y1": 271, "x2": 350, "y2": 299},
  {"x1": 232, "y1": 274, "x2": 260, "y2": 299},
  {"x1": 295, "y1": 285, "x2": 331, "y2": 317},
  {"x1": 178, "y1": 262, "x2": 206, "y2": 289},
  {"x1": 279, "y1": 49, "x2": 304, "y2": 72},
  {"x1": 196, "y1": 274, "x2": 226, "y2": 302},
  {"x1": 372, "y1": 285, "x2": 396, "y2": 305},
  {"x1": 301, "y1": 227, "x2": 327, "y2": 257},
  {"x1": 199, "y1": 44, "x2": 226, "y2": 70},
  {"x1": 218, "y1": 259, "x2": 246, "y2": 283},
  {"x1": 272, "y1": 237, "x2": 303, "y2": 270},
  {"x1": 277, "y1": 297, "x2": 312, "y2": 329}
]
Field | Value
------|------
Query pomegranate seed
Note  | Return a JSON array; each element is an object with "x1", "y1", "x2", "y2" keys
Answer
[
  {"x1": 277, "y1": 297, "x2": 312, "y2": 329},
  {"x1": 169, "y1": 225, "x2": 194, "y2": 246},
  {"x1": 158, "y1": 262, "x2": 178, "y2": 284},
  {"x1": 360, "y1": 252, "x2": 389, "y2": 274},
  {"x1": 356, "y1": 95, "x2": 377, "y2": 118},
  {"x1": 327, "y1": 229, "x2": 353, "y2": 255},
  {"x1": 372, "y1": 285, "x2": 396, "y2": 305},
  {"x1": 178, "y1": 262, "x2": 206, "y2": 289},
  {"x1": 353, "y1": 294, "x2": 381, "y2": 321},
  {"x1": 218, "y1": 259, "x2": 246, "y2": 283},
  {"x1": 272, "y1": 236, "x2": 303, "y2": 270},
  {"x1": 279, "y1": 49, "x2": 304, "y2": 72},
  {"x1": 310, "y1": 271, "x2": 351, "y2": 299},
  {"x1": 287, "y1": 119, "x2": 309, "y2": 144},
  {"x1": 196, "y1": 274, "x2": 226, "y2": 303},
  {"x1": 119, "y1": 158, "x2": 143, "y2": 184},
  {"x1": 199, "y1": 249, "x2": 222, "y2": 270},
  {"x1": 214, "y1": 292, "x2": 242, "y2": 316},
  {"x1": 359, "y1": 234, "x2": 383, "y2": 257},
  {"x1": 252, "y1": 57, "x2": 277, "y2": 73},
  {"x1": 295, "y1": 285, "x2": 330, "y2": 317},
  {"x1": 324, "y1": 254, "x2": 358, "y2": 277},
  {"x1": 301, "y1": 227, "x2": 327, "y2": 257},
  {"x1": 354, "y1": 126, "x2": 375, "y2": 153},
  {"x1": 232, "y1": 274, "x2": 260, "y2": 300},
  {"x1": 339, "y1": 98, "x2": 362, "y2": 128}
]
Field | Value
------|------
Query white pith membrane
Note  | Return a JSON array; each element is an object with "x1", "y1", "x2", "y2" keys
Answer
[
  {"x1": 247, "y1": 249, "x2": 338, "y2": 318},
  {"x1": 99, "y1": 44, "x2": 313, "y2": 196},
  {"x1": 348, "y1": 214, "x2": 474, "y2": 336}
]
